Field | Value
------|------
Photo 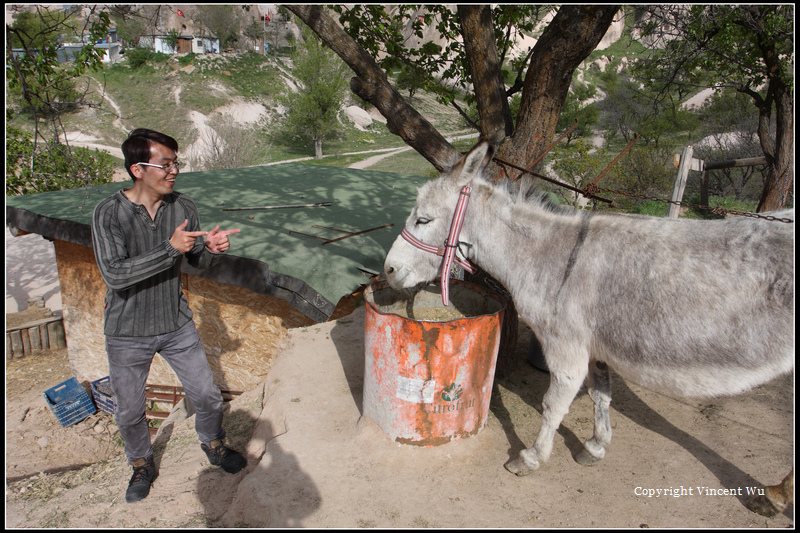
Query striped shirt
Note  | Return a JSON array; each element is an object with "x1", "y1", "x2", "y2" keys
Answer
[{"x1": 92, "y1": 190, "x2": 218, "y2": 337}]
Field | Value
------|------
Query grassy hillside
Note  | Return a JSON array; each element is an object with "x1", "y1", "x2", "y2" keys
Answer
[{"x1": 47, "y1": 51, "x2": 465, "y2": 175}]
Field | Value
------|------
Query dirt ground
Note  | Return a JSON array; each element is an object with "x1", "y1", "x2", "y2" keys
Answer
[{"x1": 5, "y1": 305, "x2": 794, "y2": 528}]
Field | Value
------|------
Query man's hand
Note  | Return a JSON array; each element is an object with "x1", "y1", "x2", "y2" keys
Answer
[
  {"x1": 205, "y1": 225, "x2": 241, "y2": 253},
  {"x1": 169, "y1": 219, "x2": 208, "y2": 253}
]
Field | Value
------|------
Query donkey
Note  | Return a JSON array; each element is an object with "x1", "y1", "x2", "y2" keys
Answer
[{"x1": 383, "y1": 140, "x2": 794, "y2": 515}]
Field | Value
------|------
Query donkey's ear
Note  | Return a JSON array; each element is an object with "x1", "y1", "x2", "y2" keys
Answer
[{"x1": 446, "y1": 139, "x2": 495, "y2": 186}]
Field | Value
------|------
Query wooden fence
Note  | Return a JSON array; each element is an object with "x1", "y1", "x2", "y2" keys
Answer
[
  {"x1": 670, "y1": 146, "x2": 767, "y2": 218},
  {"x1": 6, "y1": 313, "x2": 66, "y2": 359}
]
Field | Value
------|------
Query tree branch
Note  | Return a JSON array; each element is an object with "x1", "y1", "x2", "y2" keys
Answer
[
  {"x1": 506, "y1": 46, "x2": 535, "y2": 98},
  {"x1": 285, "y1": 5, "x2": 461, "y2": 171}
]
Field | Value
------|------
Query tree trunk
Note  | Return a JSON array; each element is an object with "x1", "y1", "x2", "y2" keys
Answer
[
  {"x1": 457, "y1": 5, "x2": 513, "y2": 145},
  {"x1": 755, "y1": 67, "x2": 794, "y2": 212},
  {"x1": 492, "y1": 5, "x2": 620, "y2": 182},
  {"x1": 314, "y1": 137, "x2": 323, "y2": 160},
  {"x1": 285, "y1": 5, "x2": 461, "y2": 172}
]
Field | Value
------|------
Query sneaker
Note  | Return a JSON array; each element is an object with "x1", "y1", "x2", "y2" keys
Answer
[
  {"x1": 201, "y1": 439, "x2": 246, "y2": 474},
  {"x1": 125, "y1": 455, "x2": 158, "y2": 503}
]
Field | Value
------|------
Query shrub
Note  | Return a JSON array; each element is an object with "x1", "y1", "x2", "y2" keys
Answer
[
  {"x1": 178, "y1": 52, "x2": 197, "y2": 67},
  {"x1": 125, "y1": 47, "x2": 152, "y2": 69},
  {"x1": 151, "y1": 52, "x2": 171, "y2": 63},
  {"x1": 6, "y1": 126, "x2": 114, "y2": 196}
]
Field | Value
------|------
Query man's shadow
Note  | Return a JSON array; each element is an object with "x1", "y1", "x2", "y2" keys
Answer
[
  {"x1": 190, "y1": 409, "x2": 321, "y2": 527},
  {"x1": 150, "y1": 300, "x2": 321, "y2": 526}
]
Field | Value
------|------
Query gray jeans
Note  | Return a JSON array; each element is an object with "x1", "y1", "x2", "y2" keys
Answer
[{"x1": 106, "y1": 320, "x2": 225, "y2": 463}]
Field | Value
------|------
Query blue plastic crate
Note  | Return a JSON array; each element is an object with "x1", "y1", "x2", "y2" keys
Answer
[
  {"x1": 44, "y1": 377, "x2": 97, "y2": 427},
  {"x1": 90, "y1": 376, "x2": 117, "y2": 414}
]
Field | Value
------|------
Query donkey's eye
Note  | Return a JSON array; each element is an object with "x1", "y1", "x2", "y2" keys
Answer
[{"x1": 415, "y1": 217, "x2": 431, "y2": 226}]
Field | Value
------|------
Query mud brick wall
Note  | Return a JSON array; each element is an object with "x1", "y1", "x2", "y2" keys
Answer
[{"x1": 53, "y1": 240, "x2": 315, "y2": 392}]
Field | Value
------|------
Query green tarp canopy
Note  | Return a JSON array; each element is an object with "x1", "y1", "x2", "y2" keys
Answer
[{"x1": 6, "y1": 163, "x2": 424, "y2": 322}]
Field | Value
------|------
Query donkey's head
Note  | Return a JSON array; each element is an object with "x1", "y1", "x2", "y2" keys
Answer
[{"x1": 384, "y1": 140, "x2": 495, "y2": 291}]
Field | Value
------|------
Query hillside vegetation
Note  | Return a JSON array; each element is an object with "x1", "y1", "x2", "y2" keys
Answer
[
  {"x1": 9, "y1": 13, "x2": 772, "y2": 215},
  {"x1": 50, "y1": 50, "x2": 467, "y2": 176}
]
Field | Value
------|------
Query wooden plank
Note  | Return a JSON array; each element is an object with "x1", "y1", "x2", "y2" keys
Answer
[
  {"x1": 673, "y1": 154, "x2": 705, "y2": 171},
  {"x1": 47, "y1": 321, "x2": 66, "y2": 349},
  {"x1": 705, "y1": 156, "x2": 767, "y2": 171},
  {"x1": 21, "y1": 329, "x2": 32, "y2": 356},
  {"x1": 145, "y1": 385, "x2": 243, "y2": 396},
  {"x1": 146, "y1": 391, "x2": 185, "y2": 403},
  {"x1": 5, "y1": 315, "x2": 62, "y2": 333},
  {"x1": 29, "y1": 326, "x2": 42, "y2": 353},
  {"x1": 10, "y1": 330, "x2": 23, "y2": 358},
  {"x1": 39, "y1": 324, "x2": 50, "y2": 350},
  {"x1": 668, "y1": 145, "x2": 694, "y2": 219}
]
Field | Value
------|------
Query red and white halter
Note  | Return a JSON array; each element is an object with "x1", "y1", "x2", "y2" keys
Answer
[{"x1": 400, "y1": 182, "x2": 477, "y2": 305}]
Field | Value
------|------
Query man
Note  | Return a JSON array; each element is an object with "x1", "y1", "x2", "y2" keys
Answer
[{"x1": 92, "y1": 128, "x2": 244, "y2": 503}]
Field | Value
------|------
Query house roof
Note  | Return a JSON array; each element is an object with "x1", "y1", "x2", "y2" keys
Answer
[
  {"x1": 149, "y1": 34, "x2": 219, "y2": 40},
  {"x1": 6, "y1": 163, "x2": 423, "y2": 322}
]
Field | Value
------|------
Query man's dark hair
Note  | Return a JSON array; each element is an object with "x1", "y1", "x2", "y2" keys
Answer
[{"x1": 121, "y1": 128, "x2": 180, "y2": 180}]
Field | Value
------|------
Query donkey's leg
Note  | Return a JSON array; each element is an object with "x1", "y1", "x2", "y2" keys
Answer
[
  {"x1": 505, "y1": 354, "x2": 588, "y2": 476},
  {"x1": 575, "y1": 360, "x2": 612, "y2": 465},
  {"x1": 746, "y1": 469, "x2": 794, "y2": 517}
]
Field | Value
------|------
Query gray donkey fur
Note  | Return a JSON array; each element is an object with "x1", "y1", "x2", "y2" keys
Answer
[{"x1": 384, "y1": 140, "x2": 794, "y2": 480}]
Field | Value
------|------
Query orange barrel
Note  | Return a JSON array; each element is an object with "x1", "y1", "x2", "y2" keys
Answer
[{"x1": 363, "y1": 280, "x2": 506, "y2": 446}]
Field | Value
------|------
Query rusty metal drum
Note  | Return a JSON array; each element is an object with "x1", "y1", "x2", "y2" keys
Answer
[{"x1": 363, "y1": 280, "x2": 506, "y2": 446}]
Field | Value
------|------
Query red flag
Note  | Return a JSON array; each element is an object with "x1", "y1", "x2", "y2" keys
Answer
[
  {"x1": 264, "y1": 12, "x2": 270, "y2": 22},
  {"x1": 177, "y1": 9, "x2": 185, "y2": 17}
]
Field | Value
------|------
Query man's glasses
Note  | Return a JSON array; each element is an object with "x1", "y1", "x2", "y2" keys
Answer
[{"x1": 137, "y1": 161, "x2": 182, "y2": 173}]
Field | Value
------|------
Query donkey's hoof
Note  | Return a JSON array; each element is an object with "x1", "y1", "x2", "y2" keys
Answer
[
  {"x1": 575, "y1": 449, "x2": 603, "y2": 466},
  {"x1": 746, "y1": 495, "x2": 784, "y2": 517},
  {"x1": 504, "y1": 457, "x2": 539, "y2": 476}
]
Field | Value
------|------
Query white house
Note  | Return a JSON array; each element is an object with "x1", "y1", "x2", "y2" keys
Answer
[
  {"x1": 56, "y1": 42, "x2": 121, "y2": 64},
  {"x1": 54, "y1": 26, "x2": 121, "y2": 64},
  {"x1": 140, "y1": 34, "x2": 220, "y2": 55}
]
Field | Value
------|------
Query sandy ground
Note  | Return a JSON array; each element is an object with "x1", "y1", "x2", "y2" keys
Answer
[
  {"x1": 5, "y1": 228, "x2": 63, "y2": 314},
  {"x1": 4, "y1": 302, "x2": 794, "y2": 528}
]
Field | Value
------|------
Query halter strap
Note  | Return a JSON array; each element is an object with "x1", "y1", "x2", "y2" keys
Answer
[
  {"x1": 400, "y1": 229, "x2": 476, "y2": 273},
  {"x1": 440, "y1": 182, "x2": 473, "y2": 305},
  {"x1": 399, "y1": 182, "x2": 476, "y2": 306}
]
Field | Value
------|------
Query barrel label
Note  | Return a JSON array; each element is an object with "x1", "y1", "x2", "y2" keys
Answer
[{"x1": 396, "y1": 376, "x2": 436, "y2": 404}]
